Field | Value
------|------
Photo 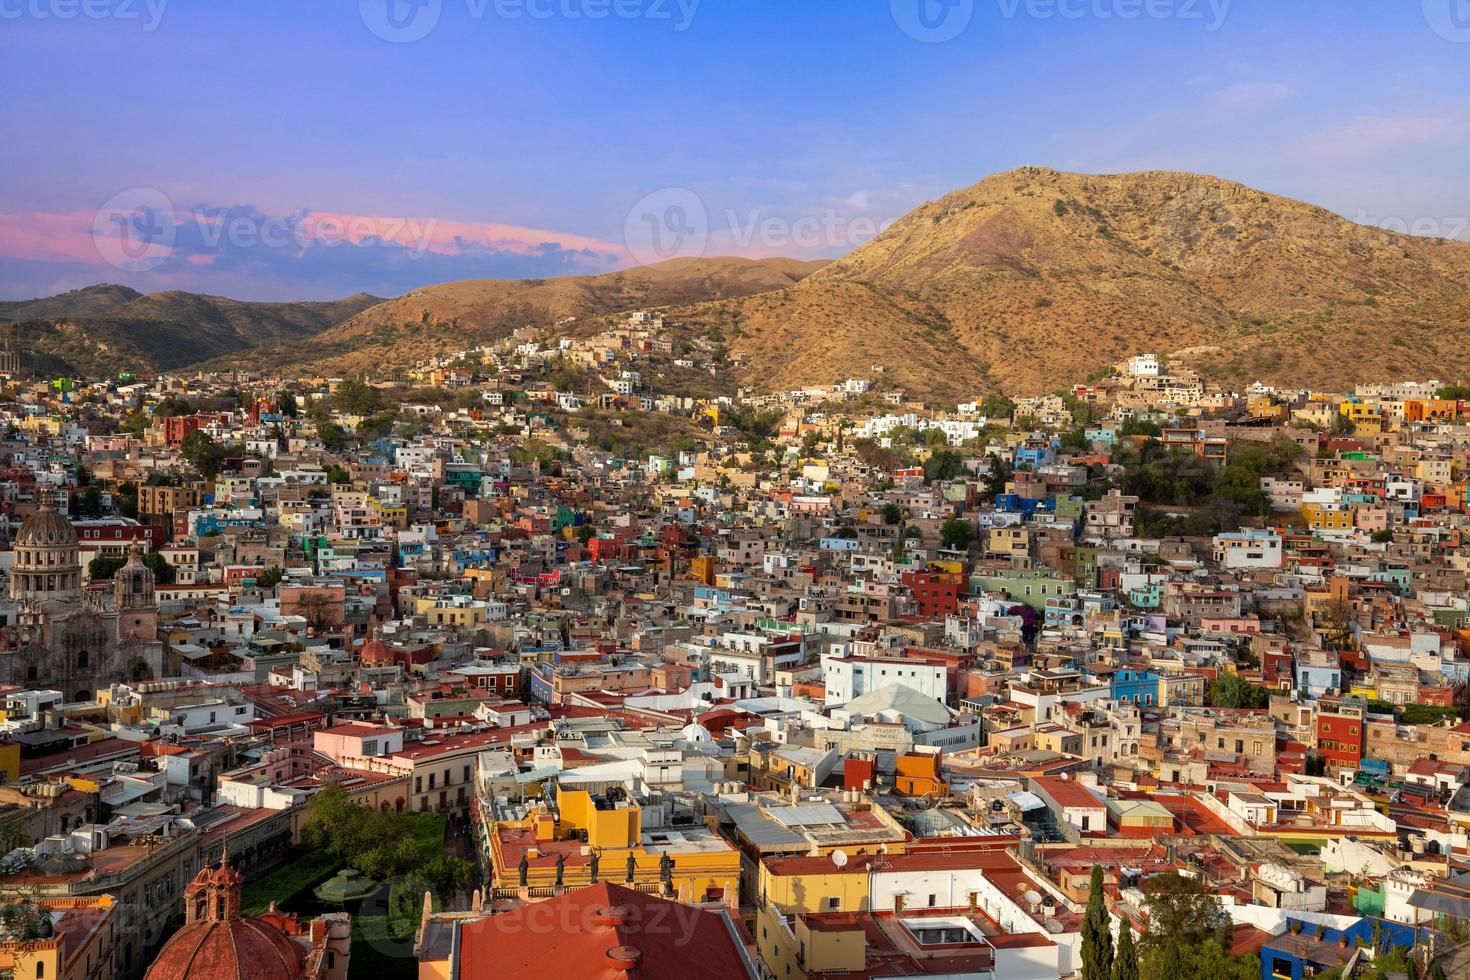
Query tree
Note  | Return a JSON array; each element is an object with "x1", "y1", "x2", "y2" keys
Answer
[
  {"x1": 77, "y1": 484, "x2": 103, "y2": 518},
  {"x1": 881, "y1": 502, "x2": 904, "y2": 526},
  {"x1": 923, "y1": 450, "x2": 965, "y2": 483},
  {"x1": 1082, "y1": 865, "x2": 1114, "y2": 980},
  {"x1": 1113, "y1": 922, "x2": 1139, "y2": 980},
  {"x1": 180, "y1": 430, "x2": 230, "y2": 479},
  {"x1": 1140, "y1": 873, "x2": 1229, "y2": 951},
  {"x1": 333, "y1": 379, "x2": 389, "y2": 415},
  {"x1": 1432, "y1": 962, "x2": 1449, "y2": 980},
  {"x1": 940, "y1": 518, "x2": 976, "y2": 552},
  {"x1": 88, "y1": 556, "x2": 127, "y2": 581},
  {"x1": 981, "y1": 453, "x2": 1011, "y2": 500},
  {"x1": 1141, "y1": 937, "x2": 1185, "y2": 980},
  {"x1": 1208, "y1": 672, "x2": 1269, "y2": 709}
]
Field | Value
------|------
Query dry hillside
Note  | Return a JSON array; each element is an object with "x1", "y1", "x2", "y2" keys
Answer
[
  {"x1": 669, "y1": 168, "x2": 1470, "y2": 398},
  {"x1": 237, "y1": 256, "x2": 827, "y2": 376}
]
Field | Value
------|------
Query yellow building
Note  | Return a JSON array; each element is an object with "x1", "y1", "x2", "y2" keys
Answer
[
  {"x1": 1302, "y1": 502, "x2": 1354, "y2": 532},
  {"x1": 0, "y1": 895, "x2": 116, "y2": 980},
  {"x1": 758, "y1": 855, "x2": 871, "y2": 913},
  {"x1": 0, "y1": 742, "x2": 19, "y2": 783},
  {"x1": 483, "y1": 789, "x2": 742, "y2": 907},
  {"x1": 757, "y1": 901, "x2": 866, "y2": 979}
]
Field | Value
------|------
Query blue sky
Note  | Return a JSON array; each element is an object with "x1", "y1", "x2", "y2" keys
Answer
[{"x1": 2, "y1": 0, "x2": 1467, "y2": 299}]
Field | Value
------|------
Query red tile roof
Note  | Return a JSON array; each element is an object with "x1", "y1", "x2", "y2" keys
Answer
[{"x1": 456, "y1": 882, "x2": 755, "y2": 979}]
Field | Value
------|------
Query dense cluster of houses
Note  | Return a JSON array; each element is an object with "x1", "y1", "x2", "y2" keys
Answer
[{"x1": 0, "y1": 337, "x2": 1466, "y2": 978}]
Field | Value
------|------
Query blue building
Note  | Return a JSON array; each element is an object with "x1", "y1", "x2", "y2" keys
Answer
[
  {"x1": 1260, "y1": 916, "x2": 1417, "y2": 980},
  {"x1": 1110, "y1": 669, "x2": 1162, "y2": 706}
]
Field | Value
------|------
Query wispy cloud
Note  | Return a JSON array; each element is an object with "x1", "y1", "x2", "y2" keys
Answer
[{"x1": 1293, "y1": 114, "x2": 1468, "y2": 159}]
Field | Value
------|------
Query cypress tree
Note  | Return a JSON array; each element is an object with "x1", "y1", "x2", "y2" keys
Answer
[
  {"x1": 1113, "y1": 921, "x2": 1139, "y2": 980},
  {"x1": 1082, "y1": 864, "x2": 1114, "y2": 980}
]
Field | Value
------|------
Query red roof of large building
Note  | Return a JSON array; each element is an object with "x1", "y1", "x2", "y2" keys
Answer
[{"x1": 455, "y1": 882, "x2": 756, "y2": 979}]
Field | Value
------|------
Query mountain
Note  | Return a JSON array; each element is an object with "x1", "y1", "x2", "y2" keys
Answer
[
  {"x1": 233, "y1": 256, "x2": 827, "y2": 376},
  {"x1": 664, "y1": 168, "x2": 1470, "y2": 398},
  {"x1": 1, "y1": 289, "x2": 383, "y2": 376},
  {"x1": 0, "y1": 284, "x2": 144, "y2": 319}
]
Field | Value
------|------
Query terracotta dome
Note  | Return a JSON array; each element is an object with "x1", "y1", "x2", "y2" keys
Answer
[
  {"x1": 14, "y1": 504, "x2": 77, "y2": 548},
  {"x1": 144, "y1": 916, "x2": 305, "y2": 980},
  {"x1": 360, "y1": 634, "x2": 393, "y2": 664}
]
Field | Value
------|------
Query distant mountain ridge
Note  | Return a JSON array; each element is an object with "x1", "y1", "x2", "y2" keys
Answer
[
  {"x1": 227, "y1": 256, "x2": 829, "y2": 376},
  {"x1": 0, "y1": 288, "x2": 384, "y2": 377},
  {"x1": 14, "y1": 169, "x2": 1470, "y2": 391}
]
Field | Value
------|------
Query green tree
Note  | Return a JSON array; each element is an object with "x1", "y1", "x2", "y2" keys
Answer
[
  {"x1": 1082, "y1": 865, "x2": 1114, "y2": 980},
  {"x1": 1140, "y1": 873, "x2": 1229, "y2": 952},
  {"x1": 1141, "y1": 937, "x2": 1185, "y2": 980},
  {"x1": 317, "y1": 422, "x2": 350, "y2": 452},
  {"x1": 1208, "y1": 672, "x2": 1270, "y2": 709},
  {"x1": 333, "y1": 379, "x2": 388, "y2": 415},
  {"x1": 924, "y1": 450, "x2": 965, "y2": 482},
  {"x1": 77, "y1": 484, "x2": 103, "y2": 518},
  {"x1": 180, "y1": 430, "x2": 230, "y2": 479},
  {"x1": 940, "y1": 518, "x2": 976, "y2": 552},
  {"x1": 981, "y1": 453, "x2": 1011, "y2": 500},
  {"x1": 1431, "y1": 962, "x2": 1448, "y2": 980},
  {"x1": 1113, "y1": 922, "x2": 1139, "y2": 980},
  {"x1": 88, "y1": 556, "x2": 126, "y2": 580},
  {"x1": 881, "y1": 502, "x2": 904, "y2": 525}
]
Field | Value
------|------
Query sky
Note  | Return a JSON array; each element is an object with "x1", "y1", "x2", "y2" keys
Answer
[{"x1": 2, "y1": 0, "x2": 1468, "y2": 300}]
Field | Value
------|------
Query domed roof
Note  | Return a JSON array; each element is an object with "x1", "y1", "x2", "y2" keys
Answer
[
  {"x1": 360, "y1": 632, "x2": 393, "y2": 664},
  {"x1": 144, "y1": 917, "x2": 305, "y2": 980},
  {"x1": 15, "y1": 505, "x2": 77, "y2": 548}
]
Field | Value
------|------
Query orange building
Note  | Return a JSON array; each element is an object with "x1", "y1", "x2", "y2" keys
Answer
[{"x1": 894, "y1": 747, "x2": 948, "y2": 798}]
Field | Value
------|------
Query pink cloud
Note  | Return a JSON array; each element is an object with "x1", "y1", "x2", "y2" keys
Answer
[{"x1": 0, "y1": 210, "x2": 108, "y2": 265}]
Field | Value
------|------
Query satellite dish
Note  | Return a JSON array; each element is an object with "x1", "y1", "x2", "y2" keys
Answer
[
  {"x1": 831, "y1": 850, "x2": 849, "y2": 868},
  {"x1": 1024, "y1": 889, "x2": 1043, "y2": 906}
]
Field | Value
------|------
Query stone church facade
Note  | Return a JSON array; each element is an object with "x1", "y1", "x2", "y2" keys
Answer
[{"x1": 0, "y1": 505, "x2": 162, "y2": 700}]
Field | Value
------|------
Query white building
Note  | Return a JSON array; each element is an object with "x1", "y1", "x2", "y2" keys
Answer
[{"x1": 822, "y1": 655, "x2": 947, "y2": 706}]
